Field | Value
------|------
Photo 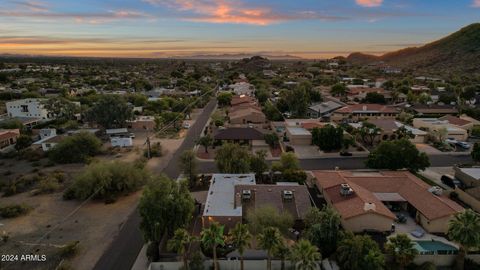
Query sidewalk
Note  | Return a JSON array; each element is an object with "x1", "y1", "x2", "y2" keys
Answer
[{"x1": 131, "y1": 245, "x2": 149, "y2": 270}]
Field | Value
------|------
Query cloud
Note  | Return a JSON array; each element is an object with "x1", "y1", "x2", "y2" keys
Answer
[
  {"x1": 355, "y1": 0, "x2": 383, "y2": 7},
  {"x1": 143, "y1": 0, "x2": 347, "y2": 25},
  {"x1": 9, "y1": 0, "x2": 49, "y2": 12},
  {"x1": 472, "y1": 0, "x2": 480, "y2": 7},
  {"x1": 0, "y1": 9, "x2": 152, "y2": 24}
]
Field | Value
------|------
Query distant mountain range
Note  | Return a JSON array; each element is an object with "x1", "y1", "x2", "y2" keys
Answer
[
  {"x1": 347, "y1": 23, "x2": 480, "y2": 75},
  {"x1": 169, "y1": 53, "x2": 303, "y2": 60}
]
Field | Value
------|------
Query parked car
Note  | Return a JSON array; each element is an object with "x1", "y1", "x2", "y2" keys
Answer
[
  {"x1": 441, "y1": 174, "x2": 463, "y2": 189},
  {"x1": 183, "y1": 123, "x2": 191, "y2": 129},
  {"x1": 456, "y1": 141, "x2": 471, "y2": 149},
  {"x1": 445, "y1": 138, "x2": 458, "y2": 145},
  {"x1": 340, "y1": 151, "x2": 353, "y2": 156}
]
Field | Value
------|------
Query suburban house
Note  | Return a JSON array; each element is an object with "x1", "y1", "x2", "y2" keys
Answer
[
  {"x1": 106, "y1": 128, "x2": 133, "y2": 147},
  {"x1": 229, "y1": 107, "x2": 267, "y2": 125},
  {"x1": 439, "y1": 115, "x2": 480, "y2": 133},
  {"x1": 285, "y1": 127, "x2": 312, "y2": 145},
  {"x1": 454, "y1": 166, "x2": 480, "y2": 201},
  {"x1": 331, "y1": 104, "x2": 399, "y2": 122},
  {"x1": 127, "y1": 116, "x2": 156, "y2": 130},
  {"x1": 228, "y1": 82, "x2": 254, "y2": 96},
  {"x1": 307, "y1": 101, "x2": 344, "y2": 119},
  {"x1": 0, "y1": 129, "x2": 20, "y2": 153},
  {"x1": 347, "y1": 87, "x2": 386, "y2": 100},
  {"x1": 202, "y1": 174, "x2": 311, "y2": 230},
  {"x1": 407, "y1": 104, "x2": 458, "y2": 116},
  {"x1": 230, "y1": 95, "x2": 257, "y2": 107},
  {"x1": 313, "y1": 170, "x2": 463, "y2": 233},
  {"x1": 6, "y1": 98, "x2": 50, "y2": 120},
  {"x1": 214, "y1": 127, "x2": 264, "y2": 146},
  {"x1": 350, "y1": 119, "x2": 427, "y2": 143},
  {"x1": 412, "y1": 118, "x2": 468, "y2": 141},
  {"x1": 33, "y1": 135, "x2": 64, "y2": 151}
]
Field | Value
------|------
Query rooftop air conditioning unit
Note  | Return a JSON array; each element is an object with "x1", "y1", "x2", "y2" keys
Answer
[
  {"x1": 242, "y1": 190, "x2": 252, "y2": 200},
  {"x1": 283, "y1": 190, "x2": 294, "y2": 200},
  {"x1": 428, "y1": 186, "x2": 443, "y2": 196},
  {"x1": 340, "y1": 183, "x2": 354, "y2": 196}
]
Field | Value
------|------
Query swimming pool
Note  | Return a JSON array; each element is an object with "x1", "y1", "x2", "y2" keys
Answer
[{"x1": 414, "y1": 240, "x2": 458, "y2": 255}]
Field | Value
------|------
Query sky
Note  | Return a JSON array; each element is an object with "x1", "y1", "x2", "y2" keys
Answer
[{"x1": 0, "y1": 0, "x2": 479, "y2": 59}]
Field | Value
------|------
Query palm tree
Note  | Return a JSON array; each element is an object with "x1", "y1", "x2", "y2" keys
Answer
[
  {"x1": 201, "y1": 222, "x2": 225, "y2": 270},
  {"x1": 385, "y1": 234, "x2": 418, "y2": 270},
  {"x1": 228, "y1": 223, "x2": 252, "y2": 270},
  {"x1": 274, "y1": 240, "x2": 290, "y2": 270},
  {"x1": 289, "y1": 239, "x2": 321, "y2": 270},
  {"x1": 448, "y1": 209, "x2": 480, "y2": 270},
  {"x1": 167, "y1": 228, "x2": 193, "y2": 270},
  {"x1": 257, "y1": 227, "x2": 283, "y2": 270}
]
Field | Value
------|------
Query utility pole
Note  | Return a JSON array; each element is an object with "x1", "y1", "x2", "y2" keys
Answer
[{"x1": 145, "y1": 127, "x2": 151, "y2": 159}]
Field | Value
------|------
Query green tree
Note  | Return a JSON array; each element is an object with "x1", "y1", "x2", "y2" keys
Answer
[
  {"x1": 14, "y1": 135, "x2": 32, "y2": 151},
  {"x1": 311, "y1": 125, "x2": 343, "y2": 151},
  {"x1": 168, "y1": 228, "x2": 193, "y2": 270},
  {"x1": 228, "y1": 223, "x2": 252, "y2": 270},
  {"x1": 448, "y1": 209, "x2": 480, "y2": 270},
  {"x1": 289, "y1": 239, "x2": 321, "y2": 270},
  {"x1": 356, "y1": 122, "x2": 382, "y2": 147},
  {"x1": 330, "y1": 83, "x2": 347, "y2": 97},
  {"x1": 287, "y1": 84, "x2": 311, "y2": 117},
  {"x1": 217, "y1": 92, "x2": 233, "y2": 107},
  {"x1": 394, "y1": 126, "x2": 414, "y2": 140},
  {"x1": 201, "y1": 222, "x2": 225, "y2": 270},
  {"x1": 139, "y1": 176, "x2": 194, "y2": 257},
  {"x1": 264, "y1": 132, "x2": 279, "y2": 148},
  {"x1": 48, "y1": 132, "x2": 101, "y2": 163},
  {"x1": 215, "y1": 143, "x2": 251, "y2": 173},
  {"x1": 42, "y1": 97, "x2": 78, "y2": 121},
  {"x1": 86, "y1": 95, "x2": 133, "y2": 129},
  {"x1": 366, "y1": 139, "x2": 430, "y2": 172},
  {"x1": 197, "y1": 135, "x2": 213, "y2": 153},
  {"x1": 179, "y1": 150, "x2": 197, "y2": 188},
  {"x1": 337, "y1": 233, "x2": 385, "y2": 270},
  {"x1": 364, "y1": 92, "x2": 386, "y2": 104},
  {"x1": 274, "y1": 240, "x2": 290, "y2": 270},
  {"x1": 257, "y1": 227, "x2": 283, "y2": 270},
  {"x1": 385, "y1": 234, "x2": 418, "y2": 270},
  {"x1": 306, "y1": 206, "x2": 342, "y2": 257},
  {"x1": 249, "y1": 150, "x2": 269, "y2": 180},
  {"x1": 472, "y1": 142, "x2": 480, "y2": 163},
  {"x1": 272, "y1": 152, "x2": 300, "y2": 172},
  {"x1": 247, "y1": 206, "x2": 294, "y2": 235}
]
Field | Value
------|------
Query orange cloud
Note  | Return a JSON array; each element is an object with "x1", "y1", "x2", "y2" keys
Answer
[
  {"x1": 356, "y1": 0, "x2": 383, "y2": 7},
  {"x1": 144, "y1": 0, "x2": 346, "y2": 25},
  {"x1": 473, "y1": 0, "x2": 480, "y2": 7}
]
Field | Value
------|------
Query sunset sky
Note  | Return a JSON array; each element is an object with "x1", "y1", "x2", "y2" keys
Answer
[{"x1": 1, "y1": 0, "x2": 479, "y2": 58}]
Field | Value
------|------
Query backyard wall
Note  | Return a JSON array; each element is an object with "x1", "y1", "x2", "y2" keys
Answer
[{"x1": 446, "y1": 188, "x2": 480, "y2": 213}]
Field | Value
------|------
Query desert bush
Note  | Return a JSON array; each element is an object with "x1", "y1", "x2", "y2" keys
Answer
[
  {"x1": 48, "y1": 132, "x2": 101, "y2": 164},
  {"x1": 0, "y1": 204, "x2": 32, "y2": 218},
  {"x1": 3, "y1": 175, "x2": 41, "y2": 196},
  {"x1": 63, "y1": 161, "x2": 148, "y2": 202}
]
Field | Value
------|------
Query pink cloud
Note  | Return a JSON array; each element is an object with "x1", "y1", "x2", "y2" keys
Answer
[
  {"x1": 356, "y1": 0, "x2": 383, "y2": 7},
  {"x1": 144, "y1": 0, "x2": 346, "y2": 25},
  {"x1": 472, "y1": 0, "x2": 480, "y2": 7}
]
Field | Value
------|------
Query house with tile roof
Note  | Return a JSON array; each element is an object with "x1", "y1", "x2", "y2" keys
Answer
[
  {"x1": 331, "y1": 104, "x2": 399, "y2": 122},
  {"x1": 0, "y1": 129, "x2": 20, "y2": 153},
  {"x1": 313, "y1": 170, "x2": 463, "y2": 233}
]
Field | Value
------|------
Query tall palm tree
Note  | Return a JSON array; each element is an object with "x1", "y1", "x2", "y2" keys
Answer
[
  {"x1": 385, "y1": 234, "x2": 418, "y2": 270},
  {"x1": 228, "y1": 223, "x2": 252, "y2": 270},
  {"x1": 274, "y1": 240, "x2": 290, "y2": 270},
  {"x1": 201, "y1": 222, "x2": 225, "y2": 270},
  {"x1": 167, "y1": 228, "x2": 192, "y2": 270},
  {"x1": 448, "y1": 209, "x2": 480, "y2": 270},
  {"x1": 289, "y1": 239, "x2": 321, "y2": 270},
  {"x1": 257, "y1": 227, "x2": 283, "y2": 270}
]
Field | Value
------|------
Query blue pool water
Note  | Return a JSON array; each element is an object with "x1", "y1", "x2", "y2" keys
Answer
[{"x1": 414, "y1": 240, "x2": 458, "y2": 255}]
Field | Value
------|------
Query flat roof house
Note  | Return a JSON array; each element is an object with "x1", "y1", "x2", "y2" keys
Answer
[
  {"x1": 307, "y1": 101, "x2": 344, "y2": 119},
  {"x1": 202, "y1": 174, "x2": 311, "y2": 230},
  {"x1": 412, "y1": 118, "x2": 468, "y2": 141},
  {"x1": 6, "y1": 98, "x2": 50, "y2": 120},
  {"x1": 313, "y1": 170, "x2": 463, "y2": 234}
]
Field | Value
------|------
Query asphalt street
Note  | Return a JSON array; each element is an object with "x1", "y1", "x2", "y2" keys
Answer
[{"x1": 92, "y1": 98, "x2": 217, "y2": 270}]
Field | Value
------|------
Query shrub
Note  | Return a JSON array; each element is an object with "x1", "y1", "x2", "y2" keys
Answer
[
  {"x1": 3, "y1": 175, "x2": 40, "y2": 196},
  {"x1": 48, "y1": 132, "x2": 101, "y2": 164},
  {"x1": 64, "y1": 161, "x2": 148, "y2": 202},
  {"x1": 34, "y1": 176, "x2": 61, "y2": 195},
  {"x1": 0, "y1": 204, "x2": 32, "y2": 218},
  {"x1": 144, "y1": 142, "x2": 162, "y2": 158},
  {"x1": 60, "y1": 241, "x2": 80, "y2": 258}
]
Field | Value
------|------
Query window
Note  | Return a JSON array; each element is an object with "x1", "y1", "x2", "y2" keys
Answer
[{"x1": 21, "y1": 105, "x2": 29, "y2": 112}]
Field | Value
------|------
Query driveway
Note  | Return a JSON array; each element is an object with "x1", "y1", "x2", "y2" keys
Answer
[{"x1": 416, "y1": 143, "x2": 442, "y2": 155}]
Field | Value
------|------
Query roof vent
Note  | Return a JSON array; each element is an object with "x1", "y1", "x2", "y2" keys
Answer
[
  {"x1": 242, "y1": 190, "x2": 252, "y2": 200},
  {"x1": 362, "y1": 105, "x2": 367, "y2": 111},
  {"x1": 340, "y1": 183, "x2": 354, "y2": 196},
  {"x1": 283, "y1": 190, "x2": 294, "y2": 200}
]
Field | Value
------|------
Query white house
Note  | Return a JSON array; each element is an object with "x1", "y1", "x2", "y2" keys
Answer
[
  {"x1": 6, "y1": 98, "x2": 50, "y2": 120},
  {"x1": 33, "y1": 135, "x2": 63, "y2": 151},
  {"x1": 110, "y1": 136, "x2": 133, "y2": 147}
]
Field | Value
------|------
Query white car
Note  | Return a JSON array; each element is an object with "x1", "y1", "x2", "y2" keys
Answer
[
  {"x1": 456, "y1": 141, "x2": 471, "y2": 149},
  {"x1": 183, "y1": 123, "x2": 191, "y2": 129},
  {"x1": 445, "y1": 138, "x2": 458, "y2": 145}
]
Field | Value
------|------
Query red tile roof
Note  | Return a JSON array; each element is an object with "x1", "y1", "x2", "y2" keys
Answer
[
  {"x1": 439, "y1": 115, "x2": 471, "y2": 127},
  {"x1": 314, "y1": 170, "x2": 463, "y2": 221},
  {"x1": 0, "y1": 129, "x2": 20, "y2": 141}
]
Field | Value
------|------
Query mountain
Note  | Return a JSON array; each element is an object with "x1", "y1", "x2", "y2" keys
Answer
[
  {"x1": 347, "y1": 23, "x2": 480, "y2": 74},
  {"x1": 171, "y1": 53, "x2": 302, "y2": 60}
]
